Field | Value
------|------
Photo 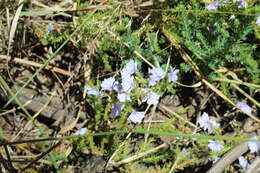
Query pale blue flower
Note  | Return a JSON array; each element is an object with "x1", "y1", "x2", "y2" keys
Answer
[
  {"x1": 101, "y1": 77, "x2": 116, "y2": 91},
  {"x1": 238, "y1": 156, "x2": 249, "y2": 169},
  {"x1": 256, "y1": 16, "x2": 260, "y2": 25},
  {"x1": 64, "y1": 0, "x2": 73, "y2": 3},
  {"x1": 122, "y1": 75, "x2": 135, "y2": 92},
  {"x1": 206, "y1": 1, "x2": 221, "y2": 10},
  {"x1": 143, "y1": 92, "x2": 160, "y2": 105},
  {"x1": 198, "y1": 112, "x2": 220, "y2": 132},
  {"x1": 113, "y1": 82, "x2": 123, "y2": 92},
  {"x1": 235, "y1": 0, "x2": 247, "y2": 8},
  {"x1": 247, "y1": 136, "x2": 260, "y2": 153},
  {"x1": 84, "y1": 85, "x2": 102, "y2": 96},
  {"x1": 121, "y1": 59, "x2": 137, "y2": 78},
  {"x1": 148, "y1": 67, "x2": 165, "y2": 86},
  {"x1": 128, "y1": 111, "x2": 145, "y2": 124},
  {"x1": 111, "y1": 104, "x2": 125, "y2": 118},
  {"x1": 46, "y1": 23, "x2": 54, "y2": 35},
  {"x1": 141, "y1": 88, "x2": 150, "y2": 94},
  {"x1": 168, "y1": 69, "x2": 179, "y2": 82},
  {"x1": 236, "y1": 102, "x2": 252, "y2": 114},
  {"x1": 208, "y1": 140, "x2": 224, "y2": 151},
  {"x1": 117, "y1": 93, "x2": 131, "y2": 102},
  {"x1": 75, "y1": 128, "x2": 87, "y2": 135}
]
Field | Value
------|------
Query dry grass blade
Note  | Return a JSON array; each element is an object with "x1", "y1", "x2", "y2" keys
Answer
[
  {"x1": 158, "y1": 103, "x2": 197, "y2": 128},
  {"x1": 7, "y1": 0, "x2": 24, "y2": 55},
  {"x1": 0, "y1": 55, "x2": 74, "y2": 77},
  {"x1": 58, "y1": 107, "x2": 82, "y2": 134},
  {"x1": 114, "y1": 143, "x2": 168, "y2": 166}
]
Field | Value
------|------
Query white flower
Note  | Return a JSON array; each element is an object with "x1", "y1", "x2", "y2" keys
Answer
[
  {"x1": 128, "y1": 111, "x2": 145, "y2": 124},
  {"x1": 229, "y1": 15, "x2": 236, "y2": 20},
  {"x1": 257, "y1": 16, "x2": 260, "y2": 25}
]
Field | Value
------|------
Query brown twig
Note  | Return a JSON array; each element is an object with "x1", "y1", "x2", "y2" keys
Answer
[
  {"x1": 19, "y1": 141, "x2": 62, "y2": 173},
  {"x1": 0, "y1": 55, "x2": 73, "y2": 77}
]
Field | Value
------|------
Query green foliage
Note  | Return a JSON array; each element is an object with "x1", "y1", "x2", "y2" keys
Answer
[
  {"x1": 18, "y1": 0, "x2": 259, "y2": 172},
  {"x1": 163, "y1": 2, "x2": 259, "y2": 82}
]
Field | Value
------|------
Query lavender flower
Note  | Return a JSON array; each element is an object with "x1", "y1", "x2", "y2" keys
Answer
[
  {"x1": 101, "y1": 77, "x2": 116, "y2": 91},
  {"x1": 46, "y1": 23, "x2": 54, "y2": 35},
  {"x1": 84, "y1": 85, "x2": 101, "y2": 96},
  {"x1": 128, "y1": 111, "x2": 145, "y2": 124},
  {"x1": 111, "y1": 104, "x2": 125, "y2": 118},
  {"x1": 198, "y1": 112, "x2": 220, "y2": 133},
  {"x1": 121, "y1": 59, "x2": 137, "y2": 78},
  {"x1": 75, "y1": 128, "x2": 87, "y2": 135},
  {"x1": 168, "y1": 69, "x2": 179, "y2": 82},
  {"x1": 238, "y1": 156, "x2": 249, "y2": 169},
  {"x1": 143, "y1": 91, "x2": 160, "y2": 105},
  {"x1": 235, "y1": 0, "x2": 247, "y2": 8},
  {"x1": 113, "y1": 82, "x2": 123, "y2": 92},
  {"x1": 122, "y1": 75, "x2": 135, "y2": 92},
  {"x1": 247, "y1": 136, "x2": 260, "y2": 153},
  {"x1": 205, "y1": 1, "x2": 221, "y2": 10},
  {"x1": 148, "y1": 67, "x2": 165, "y2": 86},
  {"x1": 208, "y1": 140, "x2": 224, "y2": 151},
  {"x1": 236, "y1": 102, "x2": 252, "y2": 114},
  {"x1": 141, "y1": 88, "x2": 150, "y2": 94},
  {"x1": 117, "y1": 93, "x2": 131, "y2": 102}
]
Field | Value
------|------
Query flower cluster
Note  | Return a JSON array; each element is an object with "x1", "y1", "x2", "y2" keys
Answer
[
  {"x1": 205, "y1": 0, "x2": 247, "y2": 10},
  {"x1": 84, "y1": 59, "x2": 179, "y2": 124}
]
